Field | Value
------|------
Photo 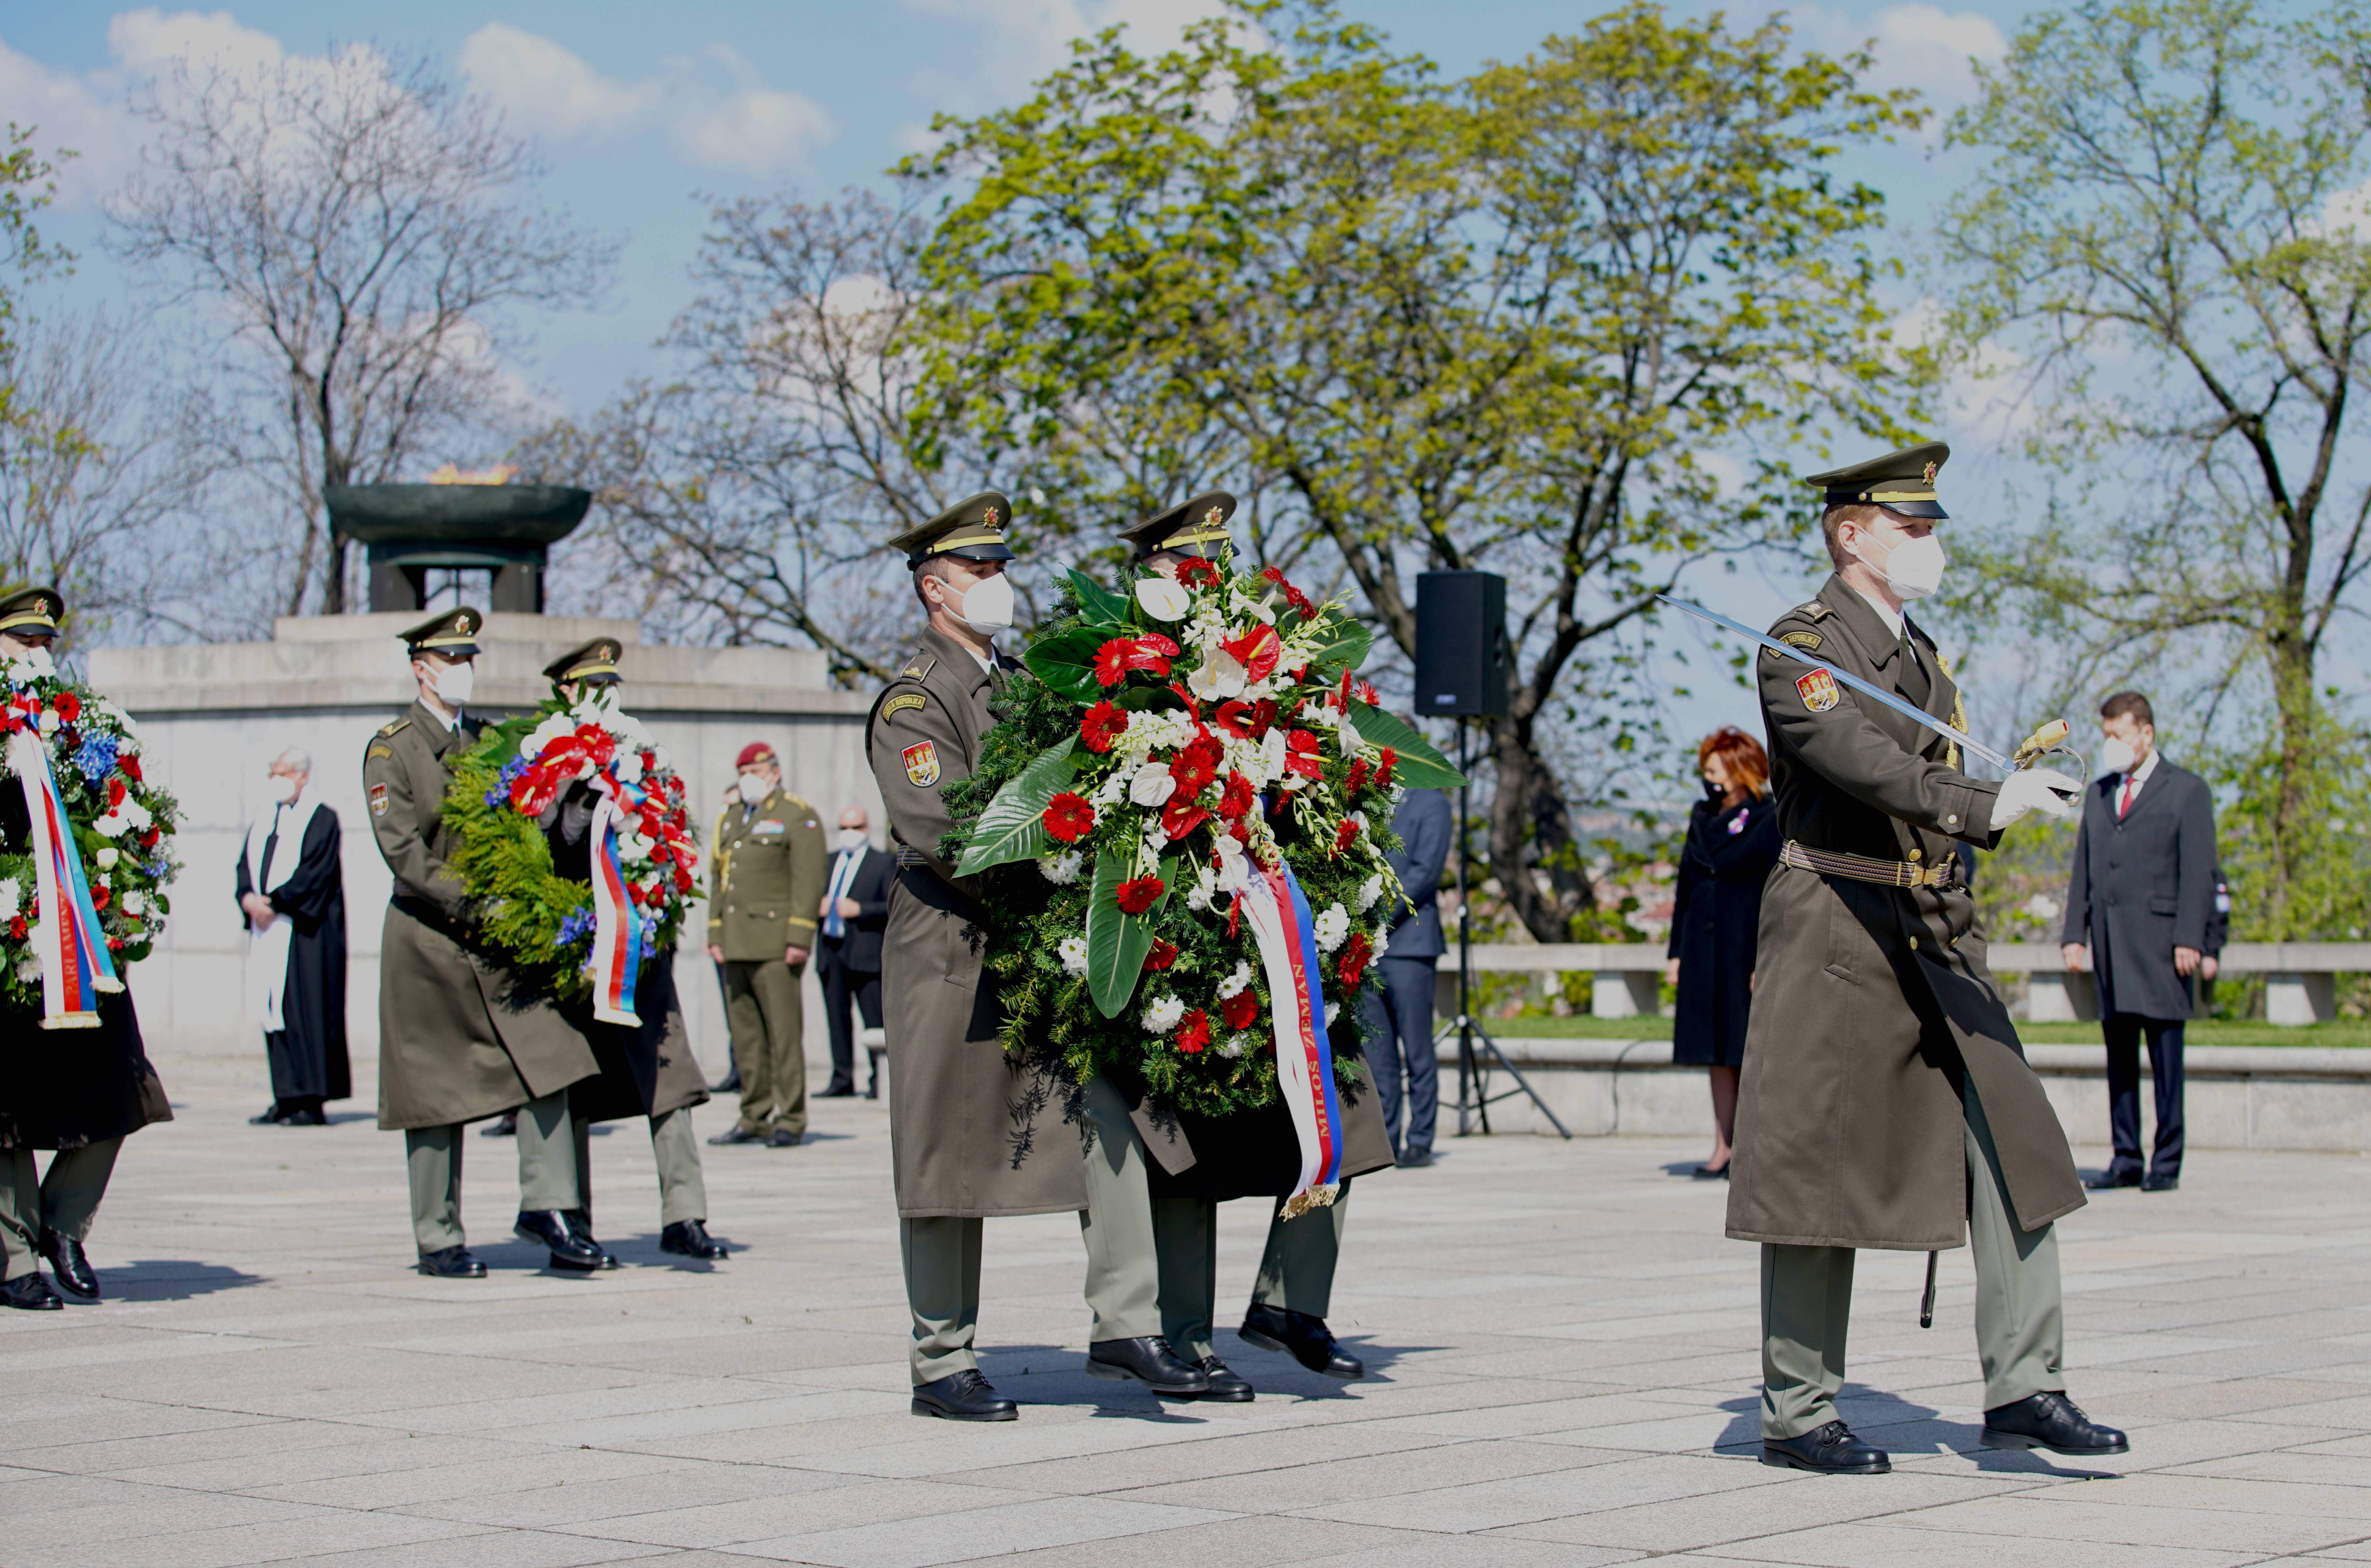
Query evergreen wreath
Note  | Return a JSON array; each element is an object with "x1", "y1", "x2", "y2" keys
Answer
[
  {"x1": 443, "y1": 693, "x2": 701, "y2": 1001},
  {"x1": 944, "y1": 554, "x2": 1462, "y2": 1119},
  {"x1": 0, "y1": 646, "x2": 182, "y2": 1006}
]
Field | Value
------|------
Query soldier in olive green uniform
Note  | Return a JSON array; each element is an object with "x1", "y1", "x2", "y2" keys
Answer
[
  {"x1": 541, "y1": 639, "x2": 725, "y2": 1262},
  {"x1": 869, "y1": 493, "x2": 1088, "y2": 1421},
  {"x1": 1728, "y1": 444, "x2": 2127, "y2": 1473},
  {"x1": 1072, "y1": 495, "x2": 1395, "y2": 1403},
  {"x1": 365, "y1": 608, "x2": 607, "y2": 1276},
  {"x1": 705, "y1": 743, "x2": 827, "y2": 1148}
]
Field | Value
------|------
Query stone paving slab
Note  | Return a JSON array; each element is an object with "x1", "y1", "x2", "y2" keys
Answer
[{"x1": 4, "y1": 1051, "x2": 2371, "y2": 1565}]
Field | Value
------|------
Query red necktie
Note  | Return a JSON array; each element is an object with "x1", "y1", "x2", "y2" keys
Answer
[{"x1": 2116, "y1": 777, "x2": 2136, "y2": 819}]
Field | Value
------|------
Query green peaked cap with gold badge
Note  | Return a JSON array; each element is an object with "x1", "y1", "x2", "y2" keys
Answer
[
  {"x1": 397, "y1": 605, "x2": 483, "y2": 657},
  {"x1": 543, "y1": 636, "x2": 622, "y2": 687},
  {"x1": 1117, "y1": 490, "x2": 1237, "y2": 561},
  {"x1": 887, "y1": 493, "x2": 1016, "y2": 569},
  {"x1": 0, "y1": 585, "x2": 65, "y2": 639},
  {"x1": 1802, "y1": 440, "x2": 1951, "y2": 521}
]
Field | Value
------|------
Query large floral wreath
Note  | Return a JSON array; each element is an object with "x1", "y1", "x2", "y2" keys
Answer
[
  {"x1": 945, "y1": 555, "x2": 1461, "y2": 1121},
  {"x1": 444, "y1": 692, "x2": 701, "y2": 1011},
  {"x1": 0, "y1": 646, "x2": 182, "y2": 1017}
]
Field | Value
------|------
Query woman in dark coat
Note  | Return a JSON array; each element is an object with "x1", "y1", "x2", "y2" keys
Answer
[{"x1": 1665, "y1": 726, "x2": 1779, "y2": 1179}]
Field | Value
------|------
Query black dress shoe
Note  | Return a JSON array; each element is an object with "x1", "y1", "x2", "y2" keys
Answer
[
  {"x1": 660, "y1": 1219, "x2": 728, "y2": 1260},
  {"x1": 562, "y1": 1211, "x2": 623, "y2": 1269},
  {"x1": 2141, "y1": 1173, "x2": 2179, "y2": 1192},
  {"x1": 1982, "y1": 1391, "x2": 2129, "y2": 1455},
  {"x1": 708, "y1": 1125, "x2": 767, "y2": 1146},
  {"x1": 2085, "y1": 1168, "x2": 2142, "y2": 1190},
  {"x1": 281, "y1": 1101, "x2": 327, "y2": 1126},
  {"x1": 1087, "y1": 1335, "x2": 1210, "y2": 1396},
  {"x1": 1, "y1": 1273, "x2": 62, "y2": 1310},
  {"x1": 481, "y1": 1110, "x2": 519, "y2": 1138},
  {"x1": 1173, "y1": 1355, "x2": 1253, "y2": 1402},
  {"x1": 1762, "y1": 1420, "x2": 1890, "y2": 1473},
  {"x1": 768, "y1": 1127, "x2": 802, "y2": 1148},
  {"x1": 514, "y1": 1210, "x2": 605, "y2": 1271},
  {"x1": 1693, "y1": 1164, "x2": 1731, "y2": 1180},
  {"x1": 818, "y1": 1083, "x2": 856, "y2": 1098},
  {"x1": 710, "y1": 1070, "x2": 742, "y2": 1094},
  {"x1": 417, "y1": 1245, "x2": 486, "y2": 1278},
  {"x1": 1399, "y1": 1149, "x2": 1434, "y2": 1169},
  {"x1": 912, "y1": 1369, "x2": 1017, "y2": 1421},
  {"x1": 1239, "y1": 1304, "x2": 1365, "y2": 1379},
  {"x1": 250, "y1": 1102, "x2": 289, "y2": 1125},
  {"x1": 39, "y1": 1231, "x2": 98, "y2": 1300}
]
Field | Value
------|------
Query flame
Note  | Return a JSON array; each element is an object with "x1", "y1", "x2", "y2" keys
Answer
[{"x1": 426, "y1": 463, "x2": 517, "y2": 486}]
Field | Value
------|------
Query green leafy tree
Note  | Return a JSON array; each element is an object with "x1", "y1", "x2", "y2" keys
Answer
[
  {"x1": 0, "y1": 124, "x2": 70, "y2": 439},
  {"x1": 1939, "y1": 0, "x2": 2371, "y2": 934},
  {"x1": 901, "y1": 1, "x2": 1923, "y2": 939}
]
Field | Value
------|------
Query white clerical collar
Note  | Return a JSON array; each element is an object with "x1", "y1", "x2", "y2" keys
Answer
[{"x1": 1850, "y1": 583, "x2": 1905, "y2": 639}]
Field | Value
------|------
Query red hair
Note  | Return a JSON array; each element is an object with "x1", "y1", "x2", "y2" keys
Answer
[{"x1": 1698, "y1": 726, "x2": 1768, "y2": 799}]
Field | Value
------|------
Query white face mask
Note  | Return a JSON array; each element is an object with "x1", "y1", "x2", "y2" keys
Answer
[
  {"x1": 838, "y1": 828, "x2": 869, "y2": 852},
  {"x1": 268, "y1": 773, "x2": 300, "y2": 805},
  {"x1": 940, "y1": 570, "x2": 1014, "y2": 635},
  {"x1": 1853, "y1": 530, "x2": 1948, "y2": 600},
  {"x1": 2100, "y1": 735, "x2": 2137, "y2": 777},
  {"x1": 432, "y1": 659, "x2": 475, "y2": 706},
  {"x1": 738, "y1": 772, "x2": 774, "y2": 805}
]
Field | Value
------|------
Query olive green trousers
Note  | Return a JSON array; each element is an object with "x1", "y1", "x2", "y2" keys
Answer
[
  {"x1": 571, "y1": 1107, "x2": 708, "y2": 1230},
  {"x1": 403, "y1": 1088, "x2": 579, "y2": 1253},
  {"x1": 0, "y1": 1139, "x2": 120, "y2": 1282},
  {"x1": 901, "y1": 1214, "x2": 983, "y2": 1384},
  {"x1": 1760, "y1": 1082, "x2": 2064, "y2": 1438},
  {"x1": 723, "y1": 958, "x2": 807, "y2": 1137}
]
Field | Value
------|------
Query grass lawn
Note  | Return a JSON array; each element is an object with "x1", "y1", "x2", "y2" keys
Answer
[{"x1": 1482, "y1": 1014, "x2": 2371, "y2": 1048}]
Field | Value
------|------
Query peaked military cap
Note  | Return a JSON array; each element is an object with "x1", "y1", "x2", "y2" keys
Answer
[
  {"x1": 1803, "y1": 441, "x2": 1951, "y2": 520},
  {"x1": 398, "y1": 605, "x2": 483, "y2": 657},
  {"x1": 1118, "y1": 491, "x2": 1237, "y2": 561},
  {"x1": 544, "y1": 636, "x2": 622, "y2": 687},
  {"x1": 0, "y1": 586, "x2": 64, "y2": 638},
  {"x1": 887, "y1": 493, "x2": 1016, "y2": 569}
]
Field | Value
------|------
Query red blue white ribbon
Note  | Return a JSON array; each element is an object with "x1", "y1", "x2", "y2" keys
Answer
[
  {"x1": 1236, "y1": 855, "x2": 1342, "y2": 1216},
  {"x1": 8, "y1": 728, "x2": 120, "y2": 1030},
  {"x1": 585, "y1": 779, "x2": 646, "y2": 1027}
]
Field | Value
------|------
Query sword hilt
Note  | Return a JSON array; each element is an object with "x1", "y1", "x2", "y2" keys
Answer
[{"x1": 2010, "y1": 718, "x2": 2070, "y2": 771}]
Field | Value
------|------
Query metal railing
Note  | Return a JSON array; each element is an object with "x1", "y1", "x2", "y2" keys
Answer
[{"x1": 1462, "y1": 942, "x2": 2370, "y2": 1027}]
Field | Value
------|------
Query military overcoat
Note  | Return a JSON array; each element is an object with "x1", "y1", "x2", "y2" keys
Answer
[
  {"x1": 364, "y1": 701, "x2": 597, "y2": 1131},
  {"x1": 1725, "y1": 575, "x2": 2085, "y2": 1251},
  {"x1": 868, "y1": 625, "x2": 1088, "y2": 1220}
]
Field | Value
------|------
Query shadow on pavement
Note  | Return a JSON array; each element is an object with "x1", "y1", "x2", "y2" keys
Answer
[{"x1": 102, "y1": 1259, "x2": 266, "y2": 1301}]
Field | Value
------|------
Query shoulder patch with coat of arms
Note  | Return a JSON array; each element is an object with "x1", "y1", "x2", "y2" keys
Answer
[
  {"x1": 1795, "y1": 668, "x2": 1842, "y2": 713},
  {"x1": 902, "y1": 740, "x2": 941, "y2": 787}
]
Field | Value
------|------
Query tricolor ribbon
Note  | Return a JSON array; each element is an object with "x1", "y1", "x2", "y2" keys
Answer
[
  {"x1": 1234, "y1": 854, "x2": 1343, "y2": 1217},
  {"x1": 585, "y1": 777, "x2": 647, "y2": 1027},
  {"x1": 7, "y1": 726, "x2": 121, "y2": 1030}
]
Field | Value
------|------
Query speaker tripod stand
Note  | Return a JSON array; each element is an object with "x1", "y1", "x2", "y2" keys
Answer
[{"x1": 1443, "y1": 718, "x2": 1570, "y2": 1140}]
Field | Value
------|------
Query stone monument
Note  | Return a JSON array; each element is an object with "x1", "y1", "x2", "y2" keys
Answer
[{"x1": 90, "y1": 481, "x2": 874, "y2": 1076}]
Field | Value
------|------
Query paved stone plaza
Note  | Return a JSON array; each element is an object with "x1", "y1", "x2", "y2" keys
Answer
[{"x1": 7, "y1": 1053, "x2": 2371, "y2": 1567}]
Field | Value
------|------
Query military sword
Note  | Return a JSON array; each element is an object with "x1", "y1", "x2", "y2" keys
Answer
[{"x1": 1659, "y1": 596, "x2": 2069, "y2": 776}]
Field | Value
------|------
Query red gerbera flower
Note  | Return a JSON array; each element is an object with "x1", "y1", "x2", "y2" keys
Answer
[
  {"x1": 1079, "y1": 701, "x2": 1130, "y2": 753},
  {"x1": 1217, "y1": 770, "x2": 1255, "y2": 821},
  {"x1": 1176, "y1": 1009, "x2": 1211, "y2": 1055},
  {"x1": 1283, "y1": 729, "x2": 1324, "y2": 781},
  {"x1": 7, "y1": 916, "x2": 23, "y2": 939},
  {"x1": 1221, "y1": 985, "x2": 1260, "y2": 1031},
  {"x1": 1168, "y1": 734, "x2": 1223, "y2": 795},
  {"x1": 1042, "y1": 791, "x2": 1097, "y2": 844},
  {"x1": 1175, "y1": 558, "x2": 1221, "y2": 588},
  {"x1": 1143, "y1": 939, "x2": 1179, "y2": 972},
  {"x1": 53, "y1": 691, "x2": 80, "y2": 722},
  {"x1": 1091, "y1": 638, "x2": 1133, "y2": 686},
  {"x1": 1344, "y1": 758, "x2": 1370, "y2": 795},
  {"x1": 1336, "y1": 931, "x2": 1373, "y2": 988},
  {"x1": 1115, "y1": 874, "x2": 1166, "y2": 915},
  {"x1": 1375, "y1": 747, "x2": 1398, "y2": 789},
  {"x1": 91, "y1": 885, "x2": 109, "y2": 910}
]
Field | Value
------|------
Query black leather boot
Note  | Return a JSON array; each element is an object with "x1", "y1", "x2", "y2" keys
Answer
[
  {"x1": 911, "y1": 1369, "x2": 1017, "y2": 1421},
  {"x1": 660, "y1": 1219, "x2": 728, "y2": 1260},
  {"x1": 39, "y1": 1231, "x2": 98, "y2": 1300},
  {"x1": 1982, "y1": 1392, "x2": 2128, "y2": 1455},
  {"x1": 1087, "y1": 1335, "x2": 1210, "y2": 1396},
  {"x1": 515, "y1": 1210, "x2": 604, "y2": 1271},
  {"x1": 1761, "y1": 1420, "x2": 1890, "y2": 1473},
  {"x1": 1240, "y1": 1303, "x2": 1365, "y2": 1379},
  {"x1": 417, "y1": 1245, "x2": 487, "y2": 1278}
]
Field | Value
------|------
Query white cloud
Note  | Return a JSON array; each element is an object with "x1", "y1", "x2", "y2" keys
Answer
[
  {"x1": 457, "y1": 25, "x2": 831, "y2": 174},
  {"x1": 107, "y1": 7, "x2": 283, "y2": 74},
  {"x1": 1739, "y1": 2, "x2": 2007, "y2": 112},
  {"x1": 899, "y1": 0, "x2": 1239, "y2": 106}
]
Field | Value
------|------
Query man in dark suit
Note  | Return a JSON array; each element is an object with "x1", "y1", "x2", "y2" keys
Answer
[
  {"x1": 2060, "y1": 691, "x2": 2218, "y2": 1193},
  {"x1": 816, "y1": 805, "x2": 893, "y2": 1098},
  {"x1": 1368, "y1": 785, "x2": 1452, "y2": 1166}
]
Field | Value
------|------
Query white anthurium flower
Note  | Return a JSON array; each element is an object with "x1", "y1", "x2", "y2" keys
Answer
[
  {"x1": 1129, "y1": 761, "x2": 1177, "y2": 808},
  {"x1": 1338, "y1": 710, "x2": 1362, "y2": 754},
  {"x1": 1058, "y1": 935, "x2": 1090, "y2": 976},
  {"x1": 1356, "y1": 873, "x2": 1386, "y2": 912},
  {"x1": 1312, "y1": 902, "x2": 1351, "y2": 953},
  {"x1": 1038, "y1": 850, "x2": 1085, "y2": 885},
  {"x1": 1187, "y1": 649, "x2": 1247, "y2": 703},
  {"x1": 1135, "y1": 576, "x2": 1192, "y2": 621},
  {"x1": 95, "y1": 847, "x2": 119, "y2": 871},
  {"x1": 1259, "y1": 727, "x2": 1289, "y2": 779},
  {"x1": 1141, "y1": 993, "x2": 1186, "y2": 1034}
]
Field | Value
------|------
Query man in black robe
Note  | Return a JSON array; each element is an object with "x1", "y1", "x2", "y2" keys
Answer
[{"x1": 236, "y1": 747, "x2": 350, "y2": 1125}]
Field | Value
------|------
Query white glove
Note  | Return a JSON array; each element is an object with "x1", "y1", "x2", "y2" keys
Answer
[{"x1": 1989, "y1": 768, "x2": 2081, "y2": 832}]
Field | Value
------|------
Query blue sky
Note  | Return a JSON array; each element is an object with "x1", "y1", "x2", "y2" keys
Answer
[{"x1": 2, "y1": 0, "x2": 2046, "y2": 412}]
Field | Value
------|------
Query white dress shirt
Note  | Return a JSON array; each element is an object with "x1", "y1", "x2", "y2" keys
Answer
[{"x1": 2114, "y1": 746, "x2": 2160, "y2": 819}]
